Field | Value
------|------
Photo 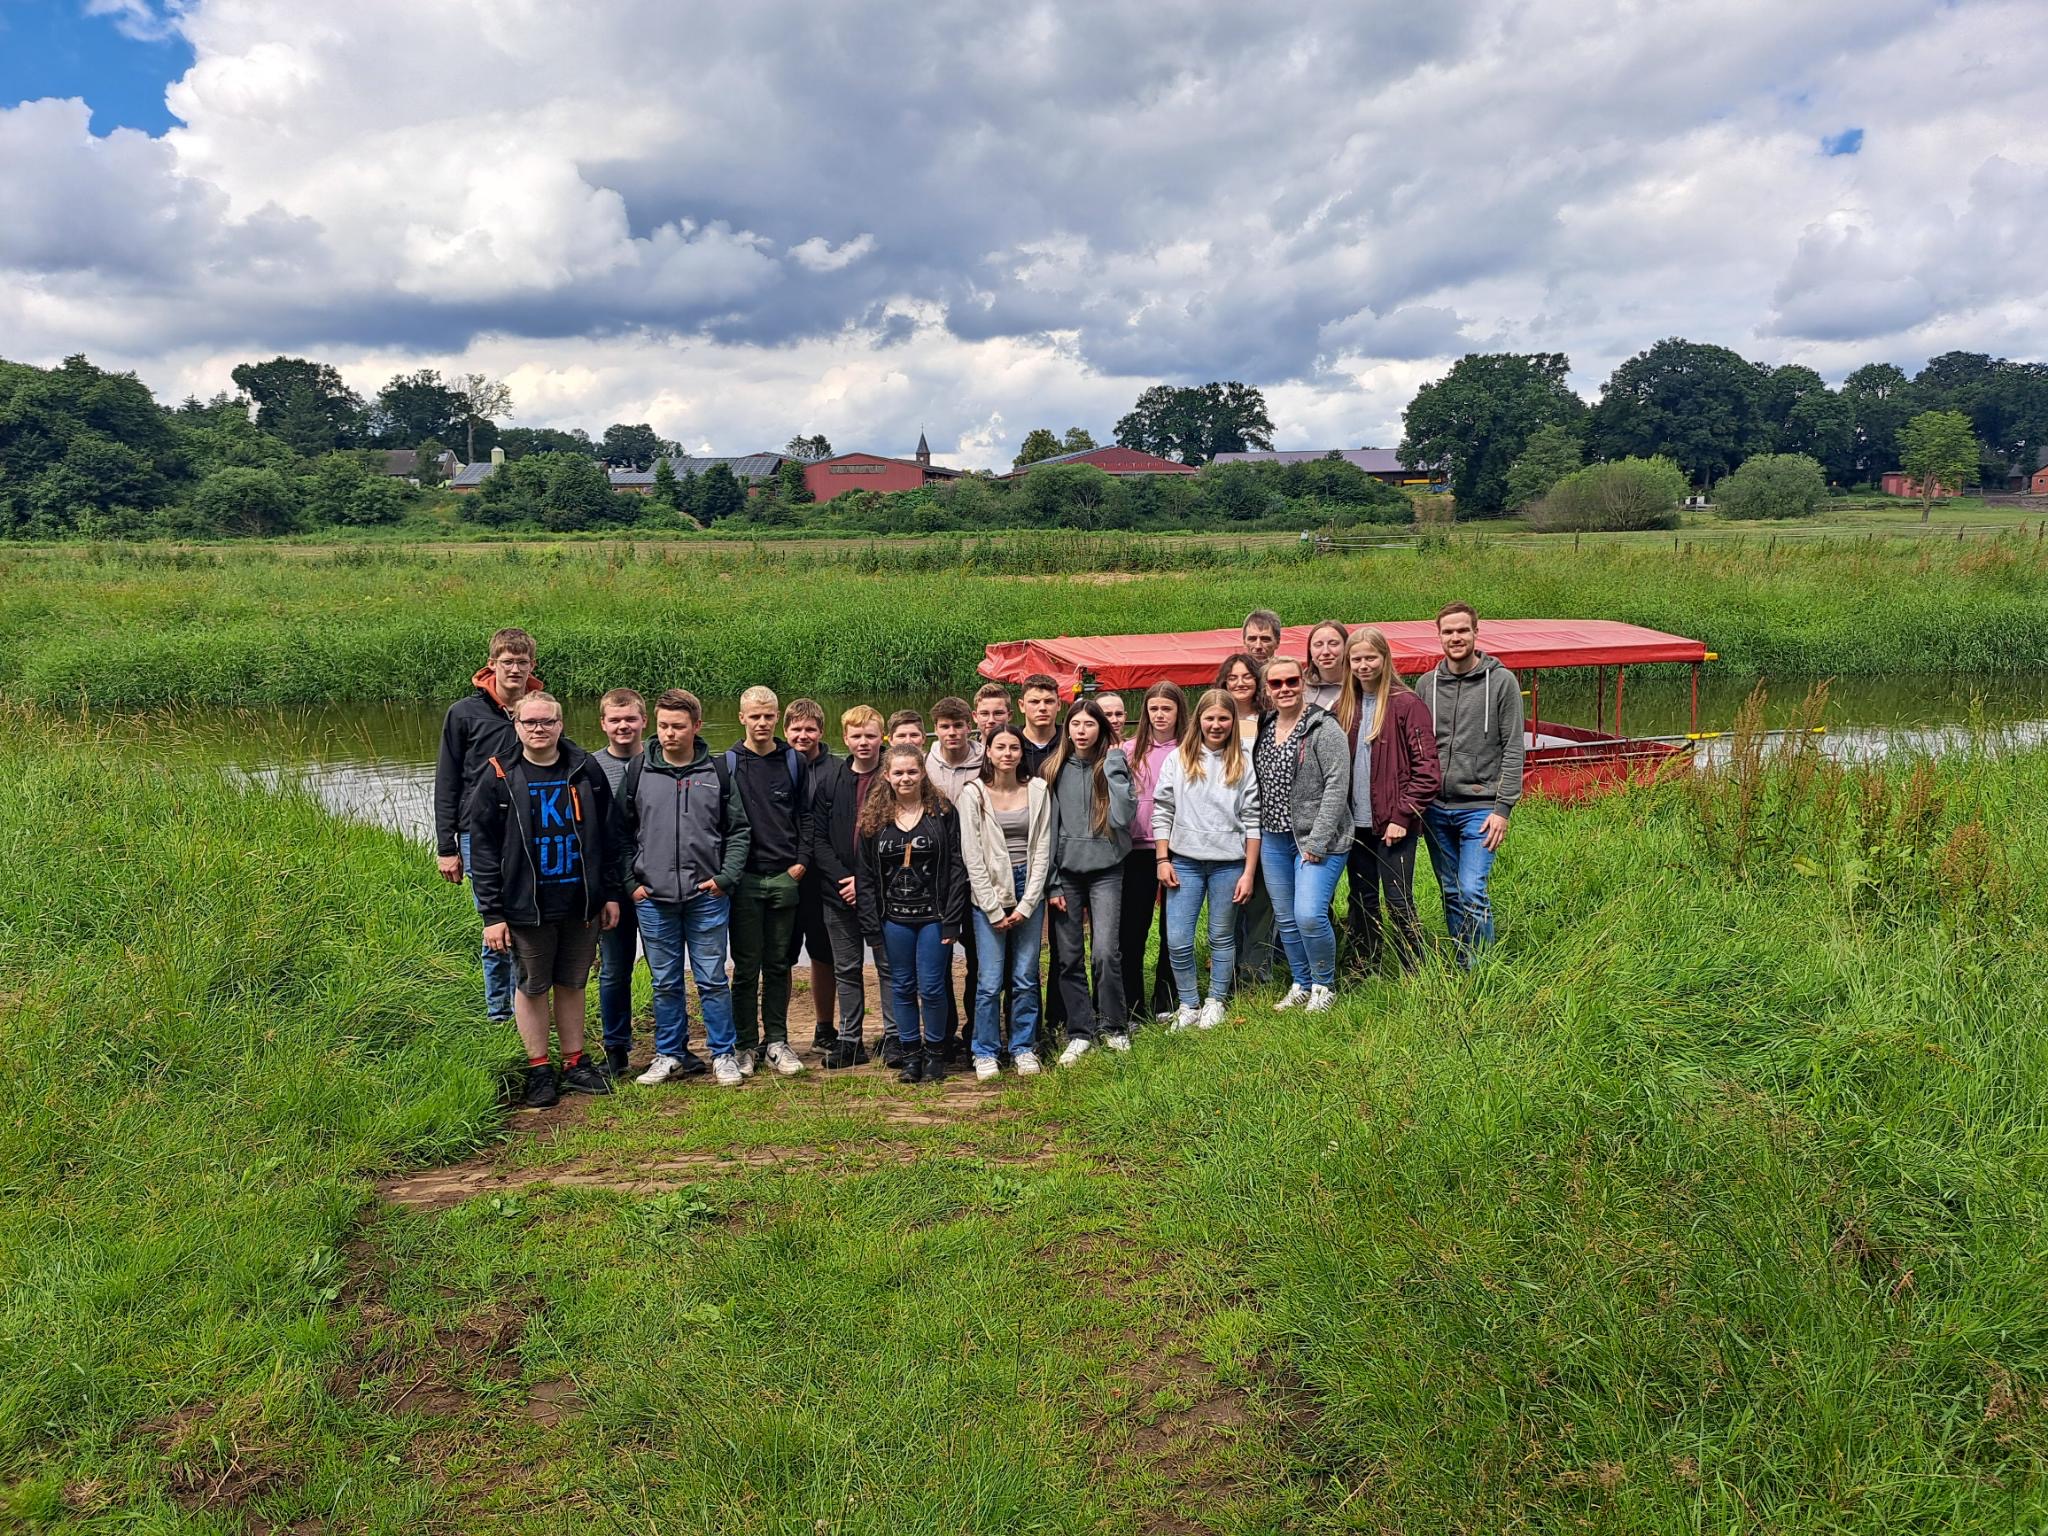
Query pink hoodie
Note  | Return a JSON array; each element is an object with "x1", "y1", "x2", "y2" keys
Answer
[{"x1": 1128, "y1": 739, "x2": 1177, "y2": 847}]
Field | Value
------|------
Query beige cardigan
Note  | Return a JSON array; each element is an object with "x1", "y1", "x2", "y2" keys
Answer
[{"x1": 954, "y1": 777, "x2": 1053, "y2": 923}]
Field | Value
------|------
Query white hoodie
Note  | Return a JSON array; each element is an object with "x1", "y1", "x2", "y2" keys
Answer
[{"x1": 1151, "y1": 745, "x2": 1263, "y2": 861}]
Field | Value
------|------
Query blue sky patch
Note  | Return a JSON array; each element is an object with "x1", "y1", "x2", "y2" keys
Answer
[
  {"x1": 1821, "y1": 127, "x2": 1865, "y2": 156},
  {"x1": 0, "y1": 0, "x2": 191, "y2": 135}
]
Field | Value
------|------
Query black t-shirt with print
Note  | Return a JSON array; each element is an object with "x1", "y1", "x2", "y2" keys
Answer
[
  {"x1": 875, "y1": 811, "x2": 942, "y2": 924},
  {"x1": 527, "y1": 773, "x2": 584, "y2": 921}
]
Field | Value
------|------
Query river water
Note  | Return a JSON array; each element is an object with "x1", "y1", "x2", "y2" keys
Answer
[{"x1": 214, "y1": 672, "x2": 2048, "y2": 842}]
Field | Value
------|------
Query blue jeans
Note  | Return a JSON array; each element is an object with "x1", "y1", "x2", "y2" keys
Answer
[
  {"x1": 1421, "y1": 804, "x2": 1499, "y2": 962},
  {"x1": 461, "y1": 833, "x2": 517, "y2": 1020},
  {"x1": 1164, "y1": 855, "x2": 1242, "y2": 1007},
  {"x1": 636, "y1": 891, "x2": 736, "y2": 1058},
  {"x1": 971, "y1": 866, "x2": 1044, "y2": 1060},
  {"x1": 597, "y1": 897, "x2": 639, "y2": 1056},
  {"x1": 883, "y1": 920, "x2": 949, "y2": 1046},
  {"x1": 1260, "y1": 830, "x2": 1346, "y2": 989}
]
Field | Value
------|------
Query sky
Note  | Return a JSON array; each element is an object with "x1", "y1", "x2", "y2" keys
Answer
[{"x1": 0, "y1": 0, "x2": 2043, "y2": 469}]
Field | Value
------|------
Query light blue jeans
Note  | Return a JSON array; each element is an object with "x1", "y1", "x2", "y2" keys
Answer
[
  {"x1": 636, "y1": 891, "x2": 736, "y2": 1058},
  {"x1": 461, "y1": 832, "x2": 517, "y2": 1020},
  {"x1": 1164, "y1": 854, "x2": 1241, "y2": 1008},
  {"x1": 1421, "y1": 804, "x2": 1499, "y2": 963},
  {"x1": 971, "y1": 865, "x2": 1044, "y2": 1060},
  {"x1": 1260, "y1": 829, "x2": 1346, "y2": 989}
]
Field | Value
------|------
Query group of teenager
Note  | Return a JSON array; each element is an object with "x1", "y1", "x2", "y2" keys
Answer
[{"x1": 433, "y1": 603, "x2": 1524, "y2": 1107}]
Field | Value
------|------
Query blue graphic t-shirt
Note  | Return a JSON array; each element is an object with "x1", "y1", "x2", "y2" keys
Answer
[{"x1": 527, "y1": 774, "x2": 583, "y2": 920}]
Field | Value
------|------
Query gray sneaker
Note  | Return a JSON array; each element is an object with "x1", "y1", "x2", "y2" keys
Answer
[
  {"x1": 764, "y1": 1041, "x2": 805, "y2": 1076},
  {"x1": 736, "y1": 1049, "x2": 757, "y2": 1078},
  {"x1": 712, "y1": 1053, "x2": 744, "y2": 1087}
]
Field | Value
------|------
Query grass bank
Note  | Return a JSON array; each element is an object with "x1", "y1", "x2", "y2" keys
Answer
[
  {"x1": 5, "y1": 710, "x2": 2046, "y2": 1530},
  {"x1": 5, "y1": 532, "x2": 2048, "y2": 709}
]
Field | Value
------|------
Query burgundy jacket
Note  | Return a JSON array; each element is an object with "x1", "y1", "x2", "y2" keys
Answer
[{"x1": 1346, "y1": 688, "x2": 1443, "y2": 837}]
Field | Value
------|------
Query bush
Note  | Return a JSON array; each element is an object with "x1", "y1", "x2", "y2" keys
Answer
[
  {"x1": 337, "y1": 476, "x2": 411, "y2": 527},
  {"x1": 190, "y1": 466, "x2": 299, "y2": 536},
  {"x1": 1526, "y1": 455, "x2": 1686, "y2": 532},
  {"x1": 1715, "y1": 453, "x2": 1827, "y2": 521}
]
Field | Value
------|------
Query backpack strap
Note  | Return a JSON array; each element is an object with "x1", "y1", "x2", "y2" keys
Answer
[
  {"x1": 622, "y1": 754, "x2": 645, "y2": 807},
  {"x1": 784, "y1": 746, "x2": 803, "y2": 796}
]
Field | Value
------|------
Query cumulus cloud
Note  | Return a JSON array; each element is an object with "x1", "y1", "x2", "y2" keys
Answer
[{"x1": 1, "y1": 0, "x2": 2044, "y2": 464}]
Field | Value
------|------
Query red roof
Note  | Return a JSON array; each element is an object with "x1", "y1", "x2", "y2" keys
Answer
[
  {"x1": 1000, "y1": 445, "x2": 1198, "y2": 478},
  {"x1": 980, "y1": 618, "x2": 1708, "y2": 693}
]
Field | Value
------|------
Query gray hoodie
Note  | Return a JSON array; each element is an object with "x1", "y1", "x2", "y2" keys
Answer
[
  {"x1": 1256, "y1": 706, "x2": 1353, "y2": 859},
  {"x1": 1048, "y1": 747, "x2": 1135, "y2": 873},
  {"x1": 1419, "y1": 653, "x2": 1525, "y2": 816},
  {"x1": 1152, "y1": 746, "x2": 1262, "y2": 861}
]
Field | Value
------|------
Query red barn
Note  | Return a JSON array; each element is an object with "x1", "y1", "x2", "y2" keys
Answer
[
  {"x1": 1879, "y1": 472, "x2": 1961, "y2": 499},
  {"x1": 804, "y1": 435, "x2": 961, "y2": 502},
  {"x1": 2030, "y1": 465, "x2": 2048, "y2": 496},
  {"x1": 1000, "y1": 444, "x2": 1198, "y2": 479}
]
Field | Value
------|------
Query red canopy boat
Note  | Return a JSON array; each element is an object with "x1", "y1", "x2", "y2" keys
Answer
[{"x1": 980, "y1": 618, "x2": 1713, "y2": 802}]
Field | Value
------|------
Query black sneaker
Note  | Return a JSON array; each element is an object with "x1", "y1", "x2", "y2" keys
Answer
[
  {"x1": 811, "y1": 1034, "x2": 840, "y2": 1055},
  {"x1": 524, "y1": 1063, "x2": 560, "y2": 1108},
  {"x1": 676, "y1": 1049, "x2": 710, "y2": 1077},
  {"x1": 604, "y1": 1047, "x2": 631, "y2": 1080},
  {"x1": 560, "y1": 1057, "x2": 612, "y2": 1095},
  {"x1": 825, "y1": 1038, "x2": 871, "y2": 1070}
]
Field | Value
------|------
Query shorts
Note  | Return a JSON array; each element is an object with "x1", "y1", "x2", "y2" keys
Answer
[{"x1": 509, "y1": 917, "x2": 601, "y2": 995}]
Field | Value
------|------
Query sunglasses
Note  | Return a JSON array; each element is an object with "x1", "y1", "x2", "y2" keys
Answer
[{"x1": 1266, "y1": 676, "x2": 1303, "y2": 690}]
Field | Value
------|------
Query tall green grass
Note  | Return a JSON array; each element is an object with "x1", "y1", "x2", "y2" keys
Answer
[{"x1": 2, "y1": 535, "x2": 2045, "y2": 708}]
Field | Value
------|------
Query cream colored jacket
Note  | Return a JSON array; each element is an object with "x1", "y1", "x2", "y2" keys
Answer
[{"x1": 954, "y1": 777, "x2": 1053, "y2": 923}]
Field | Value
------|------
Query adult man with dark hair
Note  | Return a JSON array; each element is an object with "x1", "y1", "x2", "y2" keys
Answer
[
  {"x1": 1242, "y1": 609, "x2": 1282, "y2": 666},
  {"x1": 467, "y1": 690, "x2": 622, "y2": 1107},
  {"x1": 613, "y1": 688, "x2": 751, "y2": 1086},
  {"x1": 434, "y1": 627, "x2": 545, "y2": 1023},
  {"x1": 1017, "y1": 675, "x2": 1063, "y2": 780},
  {"x1": 972, "y1": 683, "x2": 1013, "y2": 744},
  {"x1": 1417, "y1": 602, "x2": 1524, "y2": 965}
]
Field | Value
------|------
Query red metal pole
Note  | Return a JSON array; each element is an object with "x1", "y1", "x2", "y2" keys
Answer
[
  {"x1": 1595, "y1": 666, "x2": 1605, "y2": 735},
  {"x1": 1530, "y1": 670, "x2": 1540, "y2": 734},
  {"x1": 1614, "y1": 667, "x2": 1626, "y2": 738}
]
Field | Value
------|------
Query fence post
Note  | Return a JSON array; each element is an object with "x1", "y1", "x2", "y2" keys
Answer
[{"x1": 1768, "y1": 533, "x2": 1776, "y2": 557}]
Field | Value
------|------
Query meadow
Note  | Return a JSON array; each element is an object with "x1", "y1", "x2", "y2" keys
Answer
[
  {"x1": 4, "y1": 530, "x2": 2047, "y2": 710},
  {"x1": 4, "y1": 704, "x2": 2045, "y2": 1531}
]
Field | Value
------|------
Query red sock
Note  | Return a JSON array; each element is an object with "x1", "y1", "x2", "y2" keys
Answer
[
  {"x1": 564, "y1": 1049, "x2": 585, "y2": 1068},
  {"x1": 528, "y1": 1053, "x2": 550, "y2": 1067}
]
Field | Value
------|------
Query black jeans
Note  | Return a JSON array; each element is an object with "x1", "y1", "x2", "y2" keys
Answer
[
  {"x1": 1345, "y1": 828, "x2": 1424, "y2": 973},
  {"x1": 1050, "y1": 867, "x2": 1124, "y2": 1041},
  {"x1": 1116, "y1": 847, "x2": 1176, "y2": 1025}
]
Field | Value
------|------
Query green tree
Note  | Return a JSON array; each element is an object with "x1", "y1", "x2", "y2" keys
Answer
[
  {"x1": 231, "y1": 357, "x2": 363, "y2": 451},
  {"x1": 1526, "y1": 456, "x2": 1687, "y2": 533},
  {"x1": 1017, "y1": 463, "x2": 1127, "y2": 528},
  {"x1": 1591, "y1": 339, "x2": 1767, "y2": 486},
  {"x1": 784, "y1": 433, "x2": 833, "y2": 461},
  {"x1": 1898, "y1": 409, "x2": 1979, "y2": 522},
  {"x1": 1013, "y1": 428, "x2": 1065, "y2": 467},
  {"x1": 1714, "y1": 453, "x2": 1827, "y2": 520},
  {"x1": 1399, "y1": 352, "x2": 1584, "y2": 515},
  {"x1": 1760, "y1": 365, "x2": 1854, "y2": 484},
  {"x1": 1841, "y1": 363, "x2": 1917, "y2": 482},
  {"x1": 192, "y1": 466, "x2": 298, "y2": 536},
  {"x1": 413, "y1": 437, "x2": 451, "y2": 488},
  {"x1": 453, "y1": 373, "x2": 513, "y2": 465},
  {"x1": 338, "y1": 476, "x2": 410, "y2": 527},
  {"x1": 499, "y1": 426, "x2": 596, "y2": 460},
  {"x1": 696, "y1": 462, "x2": 746, "y2": 523},
  {"x1": 371, "y1": 369, "x2": 467, "y2": 449},
  {"x1": 1114, "y1": 382, "x2": 1275, "y2": 464},
  {"x1": 1060, "y1": 426, "x2": 1098, "y2": 453},
  {"x1": 1503, "y1": 422, "x2": 1584, "y2": 511},
  {"x1": 775, "y1": 457, "x2": 813, "y2": 504},
  {"x1": 542, "y1": 454, "x2": 625, "y2": 531},
  {"x1": 601, "y1": 423, "x2": 672, "y2": 470},
  {"x1": 652, "y1": 457, "x2": 685, "y2": 511},
  {"x1": 0, "y1": 355, "x2": 182, "y2": 536},
  {"x1": 300, "y1": 452, "x2": 374, "y2": 525},
  {"x1": 464, "y1": 454, "x2": 549, "y2": 526}
]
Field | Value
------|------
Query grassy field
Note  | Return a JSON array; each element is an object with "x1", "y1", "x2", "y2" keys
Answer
[
  {"x1": 4, "y1": 707, "x2": 2045, "y2": 1531},
  {"x1": 4, "y1": 530, "x2": 2047, "y2": 710}
]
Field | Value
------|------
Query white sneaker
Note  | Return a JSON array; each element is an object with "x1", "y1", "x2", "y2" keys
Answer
[
  {"x1": 764, "y1": 1041, "x2": 805, "y2": 1076},
  {"x1": 1274, "y1": 984, "x2": 1311, "y2": 1012},
  {"x1": 1304, "y1": 984, "x2": 1336, "y2": 1014},
  {"x1": 1057, "y1": 1038, "x2": 1092, "y2": 1067},
  {"x1": 635, "y1": 1054, "x2": 682, "y2": 1085},
  {"x1": 1013, "y1": 1050, "x2": 1042, "y2": 1076},
  {"x1": 736, "y1": 1049, "x2": 756, "y2": 1078},
  {"x1": 1197, "y1": 999, "x2": 1226, "y2": 1030},
  {"x1": 1154, "y1": 1010, "x2": 1179, "y2": 1024},
  {"x1": 1170, "y1": 1006, "x2": 1199, "y2": 1032},
  {"x1": 1104, "y1": 1032, "x2": 1131, "y2": 1053},
  {"x1": 712, "y1": 1053, "x2": 743, "y2": 1087},
  {"x1": 973, "y1": 1056, "x2": 1000, "y2": 1082}
]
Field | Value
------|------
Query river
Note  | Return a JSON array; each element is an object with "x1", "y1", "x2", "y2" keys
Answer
[{"x1": 212, "y1": 672, "x2": 2048, "y2": 842}]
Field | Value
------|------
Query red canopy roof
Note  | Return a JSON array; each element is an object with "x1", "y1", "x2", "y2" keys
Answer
[{"x1": 980, "y1": 618, "x2": 1707, "y2": 693}]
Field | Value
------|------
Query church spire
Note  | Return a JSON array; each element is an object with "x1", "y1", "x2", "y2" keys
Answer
[{"x1": 915, "y1": 431, "x2": 931, "y2": 467}]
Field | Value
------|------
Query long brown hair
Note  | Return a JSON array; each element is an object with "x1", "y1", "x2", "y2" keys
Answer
[
  {"x1": 1042, "y1": 698, "x2": 1115, "y2": 836},
  {"x1": 1335, "y1": 626, "x2": 1405, "y2": 742},
  {"x1": 1213, "y1": 651, "x2": 1264, "y2": 716},
  {"x1": 1304, "y1": 619, "x2": 1350, "y2": 688},
  {"x1": 1128, "y1": 681, "x2": 1189, "y2": 794},
  {"x1": 1179, "y1": 689, "x2": 1246, "y2": 786},
  {"x1": 858, "y1": 744, "x2": 945, "y2": 835}
]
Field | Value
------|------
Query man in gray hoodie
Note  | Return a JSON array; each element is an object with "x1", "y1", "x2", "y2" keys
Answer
[{"x1": 1417, "y1": 603, "x2": 1524, "y2": 963}]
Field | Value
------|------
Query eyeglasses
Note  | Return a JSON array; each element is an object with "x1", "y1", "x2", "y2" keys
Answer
[
  {"x1": 519, "y1": 717, "x2": 562, "y2": 728},
  {"x1": 1266, "y1": 677, "x2": 1303, "y2": 691}
]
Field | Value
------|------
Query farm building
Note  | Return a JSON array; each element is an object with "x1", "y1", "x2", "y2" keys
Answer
[
  {"x1": 448, "y1": 448, "x2": 503, "y2": 491},
  {"x1": 803, "y1": 436, "x2": 963, "y2": 502},
  {"x1": 1878, "y1": 471, "x2": 1962, "y2": 499},
  {"x1": 1000, "y1": 444, "x2": 1197, "y2": 479},
  {"x1": 610, "y1": 454, "x2": 788, "y2": 494},
  {"x1": 1211, "y1": 448, "x2": 1442, "y2": 487}
]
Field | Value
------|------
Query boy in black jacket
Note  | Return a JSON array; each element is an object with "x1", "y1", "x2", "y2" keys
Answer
[
  {"x1": 808, "y1": 704, "x2": 890, "y2": 1068},
  {"x1": 466, "y1": 691, "x2": 623, "y2": 1108}
]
